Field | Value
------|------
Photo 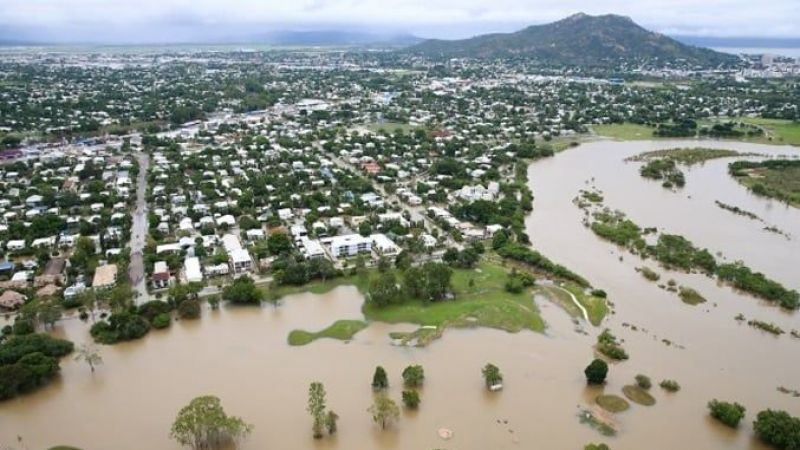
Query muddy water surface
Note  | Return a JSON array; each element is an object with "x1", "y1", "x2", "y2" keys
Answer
[{"x1": 2, "y1": 139, "x2": 799, "y2": 450}]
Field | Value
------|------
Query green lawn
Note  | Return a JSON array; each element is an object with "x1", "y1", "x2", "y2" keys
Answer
[
  {"x1": 562, "y1": 282, "x2": 609, "y2": 326},
  {"x1": 739, "y1": 118, "x2": 800, "y2": 146},
  {"x1": 363, "y1": 261, "x2": 545, "y2": 335},
  {"x1": 592, "y1": 123, "x2": 655, "y2": 140},
  {"x1": 288, "y1": 320, "x2": 369, "y2": 346},
  {"x1": 365, "y1": 121, "x2": 418, "y2": 134},
  {"x1": 270, "y1": 260, "x2": 546, "y2": 346}
]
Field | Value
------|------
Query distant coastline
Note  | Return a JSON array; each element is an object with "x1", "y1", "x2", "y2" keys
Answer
[{"x1": 713, "y1": 47, "x2": 800, "y2": 58}]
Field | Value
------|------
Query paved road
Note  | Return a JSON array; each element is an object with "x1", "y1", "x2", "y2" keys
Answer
[{"x1": 128, "y1": 152, "x2": 150, "y2": 305}]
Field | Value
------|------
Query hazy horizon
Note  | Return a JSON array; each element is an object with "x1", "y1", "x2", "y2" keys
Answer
[{"x1": 1, "y1": 0, "x2": 799, "y2": 44}]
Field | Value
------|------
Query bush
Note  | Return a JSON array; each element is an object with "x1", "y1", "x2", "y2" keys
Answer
[
  {"x1": 223, "y1": 276, "x2": 264, "y2": 305},
  {"x1": 0, "y1": 352, "x2": 60, "y2": 400},
  {"x1": 402, "y1": 365, "x2": 425, "y2": 388},
  {"x1": 708, "y1": 400, "x2": 746, "y2": 428},
  {"x1": 585, "y1": 444, "x2": 610, "y2": 450},
  {"x1": 402, "y1": 390, "x2": 420, "y2": 409},
  {"x1": 90, "y1": 313, "x2": 151, "y2": 344},
  {"x1": 137, "y1": 300, "x2": 172, "y2": 322},
  {"x1": 482, "y1": 363, "x2": 503, "y2": 389},
  {"x1": 596, "y1": 329, "x2": 628, "y2": 361},
  {"x1": 177, "y1": 299, "x2": 201, "y2": 319},
  {"x1": 635, "y1": 374, "x2": 652, "y2": 390},
  {"x1": 584, "y1": 359, "x2": 608, "y2": 385},
  {"x1": 753, "y1": 409, "x2": 800, "y2": 449},
  {"x1": 659, "y1": 379, "x2": 681, "y2": 392},
  {"x1": 12, "y1": 318, "x2": 34, "y2": 336},
  {"x1": 0, "y1": 333, "x2": 73, "y2": 401},
  {"x1": 0, "y1": 333, "x2": 74, "y2": 365},
  {"x1": 151, "y1": 313, "x2": 171, "y2": 329}
]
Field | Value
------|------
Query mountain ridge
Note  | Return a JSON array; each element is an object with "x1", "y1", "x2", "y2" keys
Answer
[{"x1": 410, "y1": 13, "x2": 740, "y2": 67}]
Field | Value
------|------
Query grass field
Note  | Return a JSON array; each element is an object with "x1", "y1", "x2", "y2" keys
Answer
[
  {"x1": 271, "y1": 260, "x2": 546, "y2": 346},
  {"x1": 592, "y1": 123, "x2": 655, "y2": 140},
  {"x1": 739, "y1": 118, "x2": 800, "y2": 146},
  {"x1": 363, "y1": 261, "x2": 546, "y2": 335},
  {"x1": 365, "y1": 121, "x2": 419, "y2": 134},
  {"x1": 594, "y1": 119, "x2": 800, "y2": 147},
  {"x1": 288, "y1": 320, "x2": 369, "y2": 346}
]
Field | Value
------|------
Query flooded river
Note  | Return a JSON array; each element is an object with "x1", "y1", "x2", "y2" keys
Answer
[{"x1": 1, "y1": 139, "x2": 799, "y2": 449}]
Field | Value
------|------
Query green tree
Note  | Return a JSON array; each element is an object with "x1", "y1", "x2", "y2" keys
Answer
[
  {"x1": 402, "y1": 365, "x2": 425, "y2": 387},
  {"x1": 753, "y1": 409, "x2": 800, "y2": 449},
  {"x1": 584, "y1": 359, "x2": 608, "y2": 385},
  {"x1": 402, "y1": 390, "x2": 420, "y2": 409},
  {"x1": 74, "y1": 343, "x2": 103, "y2": 373},
  {"x1": 368, "y1": 393, "x2": 400, "y2": 430},
  {"x1": 367, "y1": 272, "x2": 400, "y2": 307},
  {"x1": 307, "y1": 382, "x2": 327, "y2": 439},
  {"x1": 223, "y1": 276, "x2": 264, "y2": 305},
  {"x1": 422, "y1": 262, "x2": 452, "y2": 302},
  {"x1": 170, "y1": 395, "x2": 253, "y2": 450},
  {"x1": 482, "y1": 363, "x2": 503, "y2": 389},
  {"x1": 266, "y1": 232, "x2": 292, "y2": 255},
  {"x1": 372, "y1": 366, "x2": 389, "y2": 390},
  {"x1": 708, "y1": 400, "x2": 746, "y2": 428}
]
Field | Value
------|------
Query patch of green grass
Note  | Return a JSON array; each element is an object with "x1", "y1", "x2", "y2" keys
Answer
[
  {"x1": 538, "y1": 285, "x2": 583, "y2": 318},
  {"x1": 365, "y1": 121, "x2": 418, "y2": 134},
  {"x1": 739, "y1": 118, "x2": 800, "y2": 145},
  {"x1": 364, "y1": 261, "x2": 545, "y2": 336},
  {"x1": 596, "y1": 394, "x2": 631, "y2": 413},
  {"x1": 564, "y1": 283, "x2": 608, "y2": 326},
  {"x1": 622, "y1": 385, "x2": 657, "y2": 406},
  {"x1": 272, "y1": 261, "x2": 546, "y2": 346},
  {"x1": 288, "y1": 319, "x2": 369, "y2": 346},
  {"x1": 593, "y1": 123, "x2": 654, "y2": 140}
]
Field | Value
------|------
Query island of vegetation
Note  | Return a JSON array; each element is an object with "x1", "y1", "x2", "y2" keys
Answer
[
  {"x1": 729, "y1": 159, "x2": 800, "y2": 208},
  {"x1": 584, "y1": 205, "x2": 799, "y2": 309}
]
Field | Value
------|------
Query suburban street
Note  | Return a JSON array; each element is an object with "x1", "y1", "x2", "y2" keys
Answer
[{"x1": 128, "y1": 151, "x2": 150, "y2": 304}]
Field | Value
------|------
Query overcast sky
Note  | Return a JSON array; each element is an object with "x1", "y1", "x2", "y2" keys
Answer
[{"x1": 1, "y1": 0, "x2": 798, "y2": 43}]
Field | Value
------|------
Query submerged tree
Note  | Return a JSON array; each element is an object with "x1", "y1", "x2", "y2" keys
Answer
[
  {"x1": 482, "y1": 363, "x2": 503, "y2": 389},
  {"x1": 325, "y1": 410, "x2": 339, "y2": 435},
  {"x1": 307, "y1": 382, "x2": 327, "y2": 439},
  {"x1": 372, "y1": 366, "x2": 389, "y2": 390},
  {"x1": 74, "y1": 343, "x2": 103, "y2": 373},
  {"x1": 368, "y1": 393, "x2": 400, "y2": 430},
  {"x1": 402, "y1": 365, "x2": 425, "y2": 388},
  {"x1": 170, "y1": 395, "x2": 253, "y2": 450},
  {"x1": 584, "y1": 359, "x2": 609, "y2": 385}
]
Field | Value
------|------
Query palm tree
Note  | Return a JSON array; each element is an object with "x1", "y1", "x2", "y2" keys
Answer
[{"x1": 74, "y1": 343, "x2": 103, "y2": 373}]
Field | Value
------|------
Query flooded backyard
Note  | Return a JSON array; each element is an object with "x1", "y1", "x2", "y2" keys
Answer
[{"x1": 2, "y1": 139, "x2": 799, "y2": 450}]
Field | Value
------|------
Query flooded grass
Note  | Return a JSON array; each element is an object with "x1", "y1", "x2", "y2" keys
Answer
[
  {"x1": 596, "y1": 394, "x2": 631, "y2": 413},
  {"x1": 678, "y1": 287, "x2": 707, "y2": 305},
  {"x1": 622, "y1": 385, "x2": 657, "y2": 406},
  {"x1": 272, "y1": 260, "x2": 546, "y2": 346},
  {"x1": 593, "y1": 123, "x2": 654, "y2": 140},
  {"x1": 287, "y1": 320, "x2": 369, "y2": 346}
]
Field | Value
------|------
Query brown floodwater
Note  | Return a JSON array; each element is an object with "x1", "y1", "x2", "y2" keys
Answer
[{"x1": 1, "y1": 139, "x2": 799, "y2": 450}]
